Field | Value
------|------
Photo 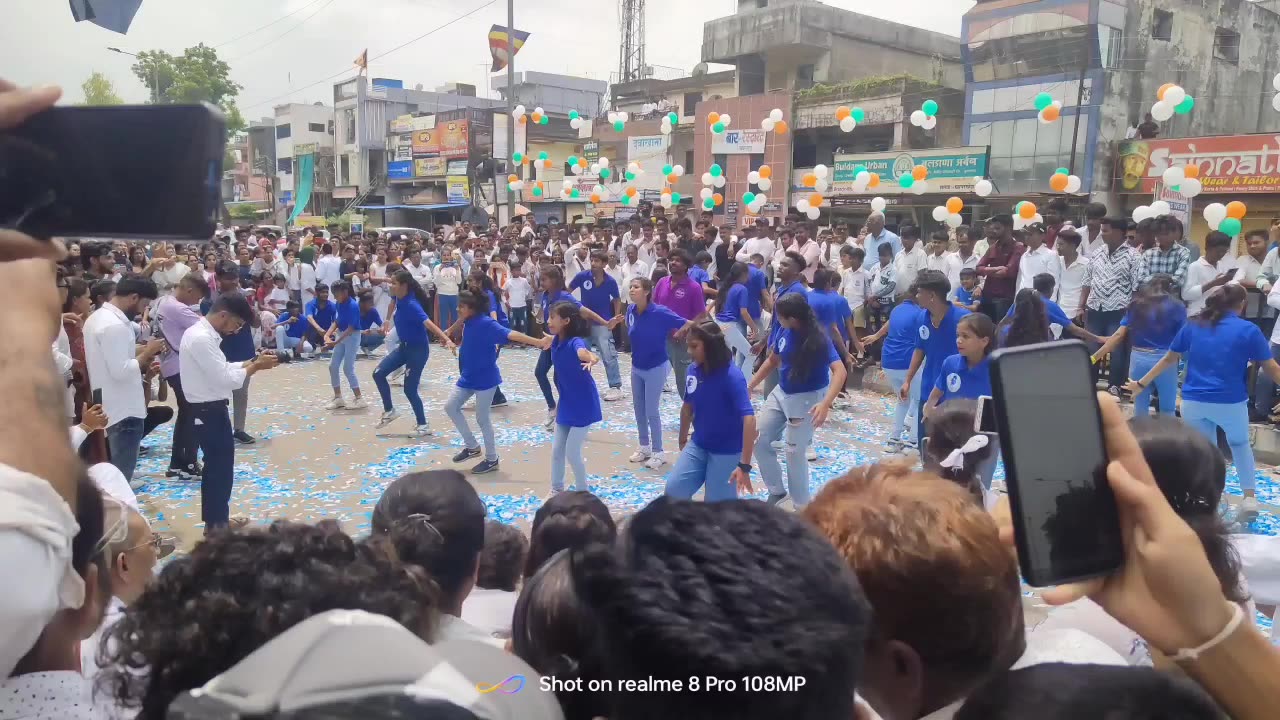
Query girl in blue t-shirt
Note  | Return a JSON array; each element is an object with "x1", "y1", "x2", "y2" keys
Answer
[
  {"x1": 862, "y1": 289, "x2": 920, "y2": 451},
  {"x1": 666, "y1": 321, "x2": 756, "y2": 502},
  {"x1": 748, "y1": 293, "x2": 847, "y2": 508},
  {"x1": 535, "y1": 266, "x2": 610, "y2": 431},
  {"x1": 998, "y1": 288, "x2": 1051, "y2": 348},
  {"x1": 1092, "y1": 274, "x2": 1186, "y2": 416},
  {"x1": 1126, "y1": 284, "x2": 1280, "y2": 519},
  {"x1": 625, "y1": 277, "x2": 694, "y2": 470},
  {"x1": 372, "y1": 270, "x2": 455, "y2": 437},
  {"x1": 924, "y1": 313, "x2": 995, "y2": 413},
  {"x1": 546, "y1": 302, "x2": 603, "y2": 493},
  {"x1": 712, "y1": 262, "x2": 759, "y2": 373}
]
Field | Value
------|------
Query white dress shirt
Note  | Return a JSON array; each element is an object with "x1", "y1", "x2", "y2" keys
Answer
[
  {"x1": 179, "y1": 318, "x2": 248, "y2": 404},
  {"x1": 404, "y1": 259, "x2": 434, "y2": 291},
  {"x1": 1080, "y1": 225, "x2": 1104, "y2": 258},
  {"x1": 1017, "y1": 245, "x2": 1061, "y2": 293},
  {"x1": 1234, "y1": 253, "x2": 1272, "y2": 318},
  {"x1": 83, "y1": 304, "x2": 145, "y2": 428},
  {"x1": 839, "y1": 266, "x2": 871, "y2": 311},
  {"x1": 1184, "y1": 255, "x2": 1238, "y2": 316},
  {"x1": 632, "y1": 237, "x2": 657, "y2": 268},
  {"x1": 620, "y1": 260, "x2": 650, "y2": 298},
  {"x1": 315, "y1": 255, "x2": 343, "y2": 288},
  {"x1": 892, "y1": 245, "x2": 927, "y2": 297},
  {"x1": 736, "y1": 236, "x2": 777, "y2": 266},
  {"x1": 1057, "y1": 254, "x2": 1092, "y2": 319}
]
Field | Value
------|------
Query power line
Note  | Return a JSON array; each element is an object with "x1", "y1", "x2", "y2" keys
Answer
[
  {"x1": 212, "y1": 0, "x2": 330, "y2": 48},
  {"x1": 228, "y1": 0, "x2": 341, "y2": 62}
]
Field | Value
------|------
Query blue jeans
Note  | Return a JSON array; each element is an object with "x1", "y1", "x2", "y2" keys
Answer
[
  {"x1": 552, "y1": 424, "x2": 590, "y2": 492},
  {"x1": 881, "y1": 367, "x2": 920, "y2": 444},
  {"x1": 754, "y1": 386, "x2": 825, "y2": 507},
  {"x1": 360, "y1": 334, "x2": 385, "y2": 351},
  {"x1": 438, "y1": 294, "x2": 459, "y2": 331},
  {"x1": 587, "y1": 323, "x2": 623, "y2": 388},
  {"x1": 329, "y1": 332, "x2": 360, "y2": 391},
  {"x1": 665, "y1": 442, "x2": 739, "y2": 502},
  {"x1": 667, "y1": 337, "x2": 692, "y2": 399},
  {"x1": 509, "y1": 306, "x2": 529, "y2": 335},
  {"x1": 1252, "y1": 342, "x2": 1280, "y2": 418},
  {"x1": 536, "y1": 348, "x2": 556, "y2": 410},
  {"x1": 446, "y1": 386, "x2": 498, "y2": 461},
  {"x1": 191, "y1": 400, "x2": 234, "y2": 527},
  {"x1": 274, "y1": 328, "x2": 305, "y2": 354},
  {"x1": 106, "y1": 416, "x2": 145, "y2": 482},
  {"x1": 373, "y1": 342, "x2": 429, "y2": 425},
  {"x1": 631, "y1": 362, "x2": 669, "y2": 451},
  {"x1": 1087, "y1": 309, "x2": 1129, "y2": 388},
  {"x1": 1181, "y1": 399, "x2": 1256, "y2": 491},
  {"x1": 1130, "y1": 348, "x2": 1177, "y2": 416}
]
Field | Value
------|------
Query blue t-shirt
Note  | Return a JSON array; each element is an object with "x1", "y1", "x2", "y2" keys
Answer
[
  {"x1": 394, "y1": 295, "x2": 430, "y2": 346},
  {"x1": 626, "y1": 303, "x2": 688, "y2": 370},
  {"x1": 881, "y1": 300, "x2": 920, "y2": 371},
  {"x1": 276, "y1": 312, "x2": 307, "y2": 339},
  {"x1": 540, "y1": 290, "x2": 580, "y2": 324},
  {"x1": 458, "y1": 315, "x2": 512, "y2": 390},
  {"x1": 934, "y1": 353, "x2": 991, "y2": 403},
  {"x1": 809, "y1": 289, "x2": 851, "y2": 341},
  {"x1": 767, "y1": 280, "x2": 808, "y2": 346},
  {"x1": 552, "y1": 336, "x2": 603, "y2": 427},
  {"x1": 1121, "y1": 299, "x2": 1187, "y2": 351},
  {"x1": 1003, "y1": 296, "x2": 1072, "y2": 339},
  {"x1": 334, "y1": 297, "x2": 360, "y2": 332},
  {"x1": 1170, "y1": 312, "x2": 1271, "y2": 404},
  {"x1": 954, "y1": 285, "x2": 976, "y2": 307},
  {"x1": 485, "y1": 289, "x2": 509, "y2": 327},
  {"x1": 360, "y1": 308, "x2": 382, "y2": 330},
  {"x1": 746, "y1": 264, "x2": 768, "y2": 320},
  {"x1": 570, "y1": 271, "x2": 619, "y2": 324},
  {"x1": 915, "y1": 305, "x2": 971, "y2": 395},
  {"x1": 305, "y1": 299, "x2": 336, "y2": 331},
  {"x1": 690, "y1": 266, "x2": 712, "y2": 286},
  {"x1": 715, "y1": 283, "x2": 750, "y2": 324},
  {"x1": 686, "y1": 362, "x2": 754, "y2": 454},
  {"x1": 774, "y1": 327, "x2": 840, "y2": 394},
  {"x1": 207, "y1": 290, "x2": 255, "y2": 361}
]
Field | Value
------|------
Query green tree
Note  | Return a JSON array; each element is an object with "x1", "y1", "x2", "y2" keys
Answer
[
  {"x1": 132, "y1": 43, "x2": 245, "y2": 134},
  {"x1": 80, "y1": 71, "x2": 123, "y2": 106}
]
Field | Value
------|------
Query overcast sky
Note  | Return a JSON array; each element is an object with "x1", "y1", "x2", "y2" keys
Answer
[{"x1": 1, "y1": 0, "x2": 971, "y2": 115}]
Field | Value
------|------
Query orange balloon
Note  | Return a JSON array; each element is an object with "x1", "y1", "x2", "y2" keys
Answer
[
  {"x1": 1049, "y1": 174, "x2": 1069, "y2": 192},
  {"x1": 518, "y1": 116, "x2": 527, "y2": 125},
  {"x1": 775, "y1": 120, "x2": 789, "y2": 134},
  {"x1": 809, "y1": 193, "x2": 824, "y2": 207},
  {"x1": 626, "y1": 187, "x2": 638, "y2": 197},
  {"x1": 708, "y1": 111, "x2": 721, "y2": 125},
  {"x1": 802, "y1": 174, "x2": 817, "y2": 188},
  {"x1": 1157, "y1": 82, "x2": 1176, "y2": 101},
  {"x1": 912, "y1": 165, "x2": 928, "y2": 181},
  {"x1": 1226, "y1": 201, "x2": 1248, "y2": 219},
  {"x1": 590, "y1": 194, "x2": 601, "y2": 203},
  {"x1": 868, "y1": 172, "x2": 881, "y2": 188},
  {"x1": 543, "y1": 159, "x2": 553, "y2": 169},
  {"x1": 713, "y1": 193, "x2": 724, "y2": 206},
  {"x1": 1019, "y1": 202, "x2": 1037, "y2": 220},
  {"x1": 945, "y1": 197, "x2": 963, "y2": 214},
  {"x1": 1183, "y1": 164, "x2": 1199, "y2": 179},
  {"x1": 508, "y1": 174, "x2": 518, "y2": 183},
  {"x1": 667, "y1": 173, "x2": 678, "y2": 183},
  {"x1": 758, "y1": 166, "x2": 773, "y2": 179},
  {"x1": 1042, "y1": 105, "x2": 1060, "y2": 122},
  {"x1": 836, "y1": 106, "x2": 851, "y2": 120}
]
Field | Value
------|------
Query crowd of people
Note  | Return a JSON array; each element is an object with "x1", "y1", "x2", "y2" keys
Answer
[{"x1": 6, "y1": 79, "x2": 1280, "y2": 719}]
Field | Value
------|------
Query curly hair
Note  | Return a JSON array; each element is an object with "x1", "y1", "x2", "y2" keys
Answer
[
  {"x1": 477, "y1": 520, "x2": 529, "y2": 592},
  {"x1": 97, "y1": 520, "x2": 437, "y2": 719},
  {"x1": 1000, "y1": 288, "x2": 1049, "y2": 348}
]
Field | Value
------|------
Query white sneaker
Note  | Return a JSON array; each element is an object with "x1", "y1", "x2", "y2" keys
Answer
[
  {"x1": 1241, "y1": 495, "x2": 1261, "y2": 520},
  {"x1": 325, "y1": 397, "x2": 346, "y2": 410},
  {"x1": 544, "y1": 410, "x2": 556, "y2": 431},
  {"x1": 412, "y1": 424, "x2": 432, "y2": 437},
  {"x1": 348, "y1": 397, "x2": 369, "y2": 410},
  {"x1": 806, "y1": 447, "x2": 819, "y2": 462},
  {"x1": 376, "y1": 410, "x2": 401, "y2": 428},
  {"x1": 389, "y1": 368, "x2": 406, "y2": 386},
  {"x1": 644, "y1": 454, "x2": 667, "y2": 470},
  {"x1": 603, "y1": 387, "x2": 624, "y2": 402},
  {"x1": 629, "y1": 448, "x2": 652, "y2": 463}
]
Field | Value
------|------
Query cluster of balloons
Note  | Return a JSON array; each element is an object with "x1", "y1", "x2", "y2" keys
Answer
[
  {"x1": 506, "y1": 173, "x2": 525, "y2": 192},
  {"x1": 847, "y1": 164, "x2": 882, "y2": 193},
  {"x1": 624, "y1": 161, "x2": 642, "y2": 182},
  {"x1": 1034, "y1": 92, "x2": 1063, "y2": 124},
  {"x1": 1151, "y1": 84, "x2": 1195, "y2": 122},
  {"x1": 568, "y1": 110, "x2": 587, "y2": 131},
  {"x1": 660, "y1": 111, "x2": 679, "y2": 135},
  {"x1": 1013, "y1": 200, "x2": 1041, "y2": 230},
  {"x1": 512, "y1": 105, "x2": 550, "y2": 126},
  {"x1": 1048, "y1": 167, "x2": 1082, "y2": 193},
  {"x1": 835, "y1": 105, "x2": 865, "y2": 133},
  {"x1": 909, "y1": 99, "x2": 939, "y2": 130},
  {"x1": 897, "y1": 164, "x2": 931, "y2": 195},
  {"x1": 534, "y1": 151, "x2": 554, "y2": 170},
  {"x1": 659, "y1": 180, "x2": 684, "y2": 209},
  {"x1": 557, "y1": 178, "x2": 582, "y2": 201},
  {"x1": 661, "y1": 162, "x2": 686, "y2": 185},
  {"x1": 529, "y1": 181, "x2": 546, "y2": 198},
  {"x1": 707, "y1": 111, "x2": 733, "y2": 135},
  {"x1": 746, "y1": 165, "x2": 774, "y2": 192},
  {"x1": 620, "y1": 185, "x2": 642, "y2": 206},
  {"x1": 795, "y1": 165, "x2": 831, "y2": 219},
  {"x1": 1204, "y1": 201, "x2": 1248, "y2": 237},
  {"x1": 700, "y1": 162, "x2": 727, "y2": 189},
  {"x1": 606, "y1": 110, "x2": 628, "y2": 133},
  {"x1": 973, "y1": 177, "x2": 994, "y2": 197},
  {"x1": 566, "y1": 155, "x2": 590, "y2": 175},
  {"x1": 1271, "y1": 74, "x2": 1280, "y2": 113},
  {"x1": 1159, "y1": 164, "x2": 1203, "y2": 197},
  {"x1": 930, "y1": 196, "x2": 966, "y2": 228},
  {"x1": 742, "y1": 171, "x2": 771, "y2": 216},
  {"x1": 1130, "y1": 201, "x2": 1173, "y2": 224},
  {"x1": 799, "y1": 164, "x2": 831, "y2": 194},
  {"x1": 590, "y1": 156, "x2": 613, "y2": 181},
  {"x1": 760, "y1": 108, "x2": 788, "y2": 134}
]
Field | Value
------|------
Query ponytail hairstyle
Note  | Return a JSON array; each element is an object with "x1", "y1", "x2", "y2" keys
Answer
[
  {"x1": 923, "y1": 400, "x2": 991, "y2": 505},
  {"x1": 687, "y1": 320, "x2": 733, "y2": 373},
  {"x1": 392, "y1": 269, "x2": 431, "y2": 309},
  {"x1": 958, "y1": 313, "x2": 997, "y2": 358},
  {"x1": 774, "y1": 292, "x2": 828, "y2": 384},
  {"x1": 1128, "y1": 273, "x2": 1176, "y2": 339},
  {"x1": 524, "y1": 491, "x2": 617, "y2": 580},
  {"x1": 458, "y1": 289, "x2": 490, "y2": 318},
  {"x1": 550, "y1": 301, "x2": 591, "y2": 339},
  {"x1": 371, "y1": 470, "x2": 486, "y2": 603},
  {"x1": 999, "y1": 288, "x2": 1049, "y2": 348},
  {"x1": 1196, "y1": 282, "x2": 1246, "y2": 327},
  {"x1": 713, "y1": 261, "x2": 750, "y2": 315}
]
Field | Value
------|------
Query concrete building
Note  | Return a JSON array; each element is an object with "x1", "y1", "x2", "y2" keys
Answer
[
  {"x1": 490, "y1": 71, "x2": 609, "y2": 117},
  {"x1": 246, "y1": 119, "x2": 278, "y2": 221},
  {"x1": 273, "y1": 102, "x2": 335, "y2": 218}
]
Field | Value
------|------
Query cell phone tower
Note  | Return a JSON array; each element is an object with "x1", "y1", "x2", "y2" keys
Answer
[{"x1": 618, "y1": 0, "x2": 646, "y2": 83}]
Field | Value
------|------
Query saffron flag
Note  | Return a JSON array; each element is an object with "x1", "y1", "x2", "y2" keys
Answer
[
  {"x1": 488, "y1": 25, "x2": 530, "y2": 72},
  {"x1": 353, "y1": 49, "x2": 368, "y2": 74}
]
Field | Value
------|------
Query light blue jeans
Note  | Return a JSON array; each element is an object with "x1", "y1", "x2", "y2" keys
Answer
[
  {"x1": 631, "y1": 362, "x2": 669, "y2": 451},
  {"x1": 1129, "y1": 348, "x2": 1177, "y2": 416},
  {"x1": 587, "y1": 323, "x2": 623, "y2": 388},
  {"x1": 881, "y1": 367, "x2": 920, "y2": 444},
  {"x1": 552, "y1": 424, "x2": 591, "y2": 492},
  {"x1": 754, "y1": 386, "x2": 825, "y2": 507},
  {"x1": 717, "y1": 320, "x2": 754, "y2": 374},
  {"x1": 329, "y1": 332, "x2": 360, "y2": 391},
  {"x1": 665, "y1": 442, "x2": 739, "y2": 502},
  {"x1": 274, "y1": 327, "x2": 304, "y2": 353},
  {"x1": 446, "y1": 386, "x2": 498, "y2": 461},
  {"x1": 1181, "y1": 399, "x2": 1256, "y2": 491}
]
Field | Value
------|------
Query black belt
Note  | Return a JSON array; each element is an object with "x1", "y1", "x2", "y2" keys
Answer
[{"x1": 189, "y1": 400, "x2": 230, "y2": 408}]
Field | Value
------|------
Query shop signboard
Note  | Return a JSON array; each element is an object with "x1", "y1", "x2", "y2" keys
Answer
[
  {"x1": 392, "y1": 135, "x2": 413, "y2": 161},
  {"x1": 387, "y1": 160, "x2": 414, "y2": 180},
  {"x1": 390, "y1": 115, "x2": 414, "y2": 133},
  {"x1": 830, "y1": 147, "x2": 988, "y2": 194},
  {"x1": 712, "y1": 129, "x2": 767, "y2": 155},
  {"x1": 447, "y1": 159, "x2": 470, "y2": 176},
  {"x1": 1117, "y1": 134, "x2": 1280, "y2": 194},
  {"x1": 446, "y1": 176, "x2": 470, "y2": 203},
  {"x1": 412, "y1": 128, "x2": 439, "y2": 156},
  {"x1": 627, "y1": 135, "x2": 668, "y2": 191},
  {"x1": 439, "y1": 120, "x2": 470, "y2": 159}
]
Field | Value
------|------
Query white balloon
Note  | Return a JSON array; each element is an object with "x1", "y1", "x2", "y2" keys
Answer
[
  {"x1": 534, "y1": 107, "x2": 544, "y2": 115},
  {"x1": 806, "y1": 207, "x2": 821, "y2": 220},
  {"x1": 562, "y1": 178, "x2": 574, "y2": 189},
  {"x1": 1131, "y1": 205, "x2": 1152, "y2": 223},
  {"x1": 701, "y1": 172, "x2": 713, "y2": 186},
  {"x1": 1031, "y1": 214, "x2": 1043, "y2": 224},
  {"x1": 1038, "y1": 109, "x2": 1054, "y2": 125},
  {"x1": 720, "y1": 114, "x2": 731, "y2": 126},
  {"x1": 1203, "y1": 202, "x2": 1228, "y2": 225},
  {"x1": 672, "y1": 165, "x2": 684, "y2": 176},
  {"x1": 851, "y1": 181, "x2": 868, "y2": 194},
  {"x1": 1272, "y1": 93, "x2": 1280, "y2": 113},
  {"x1": 855, "y1": 170, "x2": 871, "y2": 184},
  {"x1": 514, "y1": 104, "x2": 526, "y2": 116},
  {"x1": 1181, "y1": 178, "x2": 1203, "y2": 197},
  {"x1": 910, "y1": 110, "x2": 927, "y2": 126},
  {"x1": 1163, "y1": 86, "x2": 1186, "y2": 107},
  {"x1": 1013, "y1": 215, "x2": 1026, "y2": 230},
  {"x1": 598, "y1": 157, "x2": 609, "y2": 168},
  {"x1": 571, "y1": 164, "x2": 582, "y2": 175},
  {"x1": 814, "y1": 164, "x2": 829, "y2": 179},
  {"x1": 592, "y1": 185, "x2": 605, "y2": 196},
  {"x1": 770, "y1": 108, "x2": 784, "y2": 122},
  {"x1": 700, "y1": 188, "x2": 713, "y2": 200},
  {"x1": 1162, "y1": 166, "x2": 1185, "y2": 186},
  {"x1": 946, "y1": 213, "x2": 963, "y2": 228},
  {"x1": 747, "y1": 171, "x2": 761, "y2": 184},
  {"x1": 660, "y1": 196, "x2": 673, "y2": 208},
  {"x1": 839, "y1": 117, "x2": 856, "y2": 132},
  {"x1": 660, "y1": 124, "x2": 673, "y2": 135},
  {"x1": 1150, "y1": 200, "x2": 1172, "y2": 216},
  {"x1": 870, "y1": 197, "x2": 887, "y2": 213},
  {"x1": 757, "y1": 178, "x2": 772, "y2": 191},
  {"x1": 974, "y1": 179, "x2": 993, "y2": 197},
  {"x1": 1065, "y1": 175, "x2": 1082, "y2": 193},
  {"x1": 628, "y1": 162, "x2": 641, "y2": 174},
  {"x1": 1273, "y1": 73, "x2": 1280, "y2": 92},
  {"x1": 569, "y1": 118, "x2": 582, "y2": 129},
  {"x1": 761, "y1": 118, "x2": 776, "y2": 132},
  {"x1": 753, "y1": 194, "x2": 768, "y2": 207},
  {"x1": 921, "y1": 116, "x2": 937, "y2": 130},
  {"x1": 815, "y1": 179, "x2": 829, "y2": 194},
  {"x1": 932, "y1": 206, "x2": 950, "y2": 222},
  {"x1": 911, "y1": 180, "x2": 929, "y2": 195},
  {"x1": 713, "y1": 175, "x2": 726, "y2": 188},
  {"x1": 1150, "y1": 101, "x2": 1175, "y2": 122},
  {"x1": 618, "y1": 112, "x2": 629, "y2": 122},
  {"x1": 797, "y1": 199, "x2": 811, "y2": 213}
]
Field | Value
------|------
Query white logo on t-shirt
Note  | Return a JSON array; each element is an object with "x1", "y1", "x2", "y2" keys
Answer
[
  {"x1": 685, "y1": 374, "x2": 698, "y2": 395},
  {"x1": 627, "y1": 313, "x2": 635, "y2": 328},
  {"x1": 584, "y1": 280, "x2": 594, "y2": 290},
  {"x1": 776, "y1": 337, "x2": 788, "y2": 352},
  {"x1": 674, "y1": 288, "x2": 687, "y2": 298},
  {"x1": 1050, "y1": 322, "x2": 1063, "y2": 339},
  {"x1": 947, "y1": 373, "x2": 962, "y2": 393},
  {"x1": 919, "y1": 325, "x2": 931, "y2": 340}
]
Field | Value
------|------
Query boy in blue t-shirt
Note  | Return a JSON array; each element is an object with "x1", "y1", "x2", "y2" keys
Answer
[
  {"x1": 952, "y1": 268, "x2": 981, "y2": 312},
  {"x1": 358, "y1": 291, "x2": 386, "y2": 355}
]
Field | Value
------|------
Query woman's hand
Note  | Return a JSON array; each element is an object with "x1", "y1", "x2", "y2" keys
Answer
[{"x1": 810, "y1": 402, "x2": 831, "y2": 429}]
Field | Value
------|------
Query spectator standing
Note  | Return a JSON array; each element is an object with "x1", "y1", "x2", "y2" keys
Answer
[
  {"x1": 1055, "y1": 227, "x2": 1092, "y2": 322},
  {"x1": 1138, "y1": 216, "x2": 1193, "y2": 295},
  {"x1": 863, "y1": 211, "x2": 902, "y2": 261},
  {"x1": 155, "y1": 274, "x2": 210, "y2": 480},
  {"x1": 1086, "y1": 217, "x2": 1143, "y2": 395},
  {"x1": 652, "y1": 250, "x2": 708, "y2": 400},
  {"x1": 1017, "y1": 223, "x2": 1060, "y2": 293},
  {"x1": 892, "y1": 225, "x2": 928, "y2": 299},
  {"x1": 976, "y1": 214, "x2": 1024, "y2": 320}
]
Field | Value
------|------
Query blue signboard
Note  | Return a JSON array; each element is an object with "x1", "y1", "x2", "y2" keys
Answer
[{"x1": 387, "y1": 160, "x2": 414, "y2": 179}]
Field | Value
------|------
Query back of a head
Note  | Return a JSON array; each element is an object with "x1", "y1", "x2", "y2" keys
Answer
[
  {"x1": 372, "y1": 471, "x2": 486, "y2": 601},
  {"x1": 477, "y1": 520, "x2": 528, "y2": 592},
  {"x1": 923, "y1": 400, "x2": 991, "y2": 504},
  {"x1": 955, "y1": 663, "x2": 1224, "y2": 720},
  {"x1": 524, "y1": 491, "x2": 616, "y2": 579},
  {"x1": 571, "y1": 496, "x2": 869, "y2": 720}
]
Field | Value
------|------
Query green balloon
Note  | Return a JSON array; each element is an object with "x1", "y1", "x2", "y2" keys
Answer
[
  {"x1": 671, "y1": 192, "x2": 682, "y2": 204},
  {"x1": 703, "y1": 197, "x2": 715, "y2": 210},
  {"x1": 898, "y1": 173, "x2": 915, "y2": 189},
  {"x1": 854, "y1": 164, "x2": 867, "y2": 175},
  {"x1": 567, "y1": 155, "x2": 578, "y2": 166},
  {"x1": 668, "y1": 112, "x2": 678, "y2": 124},
  {"x1": 570, "y1": 188, "x2": 580, "y2": 198},
  {"x1": 538, "y1": 151, "x2": 549, "y2": 160},
  {"x1": 710, "y1": 164, "x2": 723, "y2": 177},
  {"x1": 532, "y1": 187, "x2": 543, "y2": 197},
  {"x1": 569, "y1": 110, "x2": 580, "y2": 120},
  {"x1": 540, "y1": 115, "x2": 549, "y2": 125},
  {"x1": 625, "y1": 171, "x2": 637, "y2": 181},
  {"x1": 922, "y1": 99, "x2": 939, "y2": 117},
  {"x1": 1055, "y1": 167, "x2": 1069, "y2": 175},
  {"x1": 1015, "y1": 201, "x2": 1026, "y2": 211},
  {"x1": 743, "y1": 192, "x2": 756, "y2": 205},
  {"x1": 1220, "y1": 217, "x2": 1243, "y2": 236},
  {"x1": 1034, "y1": 92, "x2": 1054, "y2": 112},
  {"x1": 621, "y1": 195, "x2": 632, "y2": 206},
  {"x1": 712, "y1": 122, "x2": 726, "y2": 133},
  {"x1": 512, "y1": 152, "x2": 523, "y2": 163},
  {"x1": 613, "y1": 120, "x2": 625, "y2": 132},
  {"x1": 1175, "y1": 95, "x2": 1195, "y2": 114},
  {"x1": 851, "y1": 107, "x2": 865, "y2": 123},
  {"x1": 662, "y1": 164, "x2": 673, "y2": 175},
  {"x1": 599, "y1": 167, "x2": 611, "y2": 179}
]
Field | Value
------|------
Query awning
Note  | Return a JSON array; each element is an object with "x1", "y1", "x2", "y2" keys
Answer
[{"x1": 357, "y1": 203, "x2": 469, "y2": 211}]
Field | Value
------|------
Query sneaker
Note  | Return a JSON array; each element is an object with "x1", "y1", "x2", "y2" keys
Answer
[
  {"x1": 544, "y1": 410, "x2": 556, "y2": 431},
  {"x1": 412, "y1": 424, "x2": 431, "y2": 437},
  {"x1": 603, "y1": 387, "x2": 624, "y2": 402},
  {"x1": 1241, "y1": 495, "x2": 1261, "y2": 521},
  {"x1": 129, "y1": 478, "x2": 146, "y2": 491},
  {"x1": 472, "y1": 458, "x2": 500, "y2": 474},
  {"x1": 491, "y1": 395, "x2": 509, "y2": 408},
  {"x1": 233, "y1": 431, "x2": 256, "y2": 445},
  {"x1": 376, "y1": 410, "x2": 401, "y2": 428},
  {"x1": 766, "y1": 492, "x2": 788, "y2": 506},
  {"x1": 644, "y1": 454, "x2": 668, "y2": 470},
  {"x1": 165, "y1": 468, "x2": 186, "y2": 479},
  {"x1": 1107, "y1": 385, "x2": 1124, "y2": 401},
  {"x1": 347, "y1": 397, "x2": 369, "y2": 410},
  {"x1": 629, "y1": 448, "x2": 652, "y2": 463},
  {"x1": 807, "y1": 447, "x2": 819, "y2": 462},
  {"x1": 883, "y1": 439, "x2": 903, "y2": 453},
  {"x1": 388, "y1": 368, "x2": 406, "y2": 386},
  {"x1": 452, "y1": 447, "x2": 482, "y2": 463},
  {"x1": 325, "y1": 397, "x2": 346, "y2": 410}
]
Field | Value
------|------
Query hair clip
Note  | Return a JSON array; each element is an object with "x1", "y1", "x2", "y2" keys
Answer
[
  {"x1": 404, "y1": 513, "x2": 444, "y2": 541},
  {"x1": 939, "y1": 434, "x2": 990, "y2": 470}
]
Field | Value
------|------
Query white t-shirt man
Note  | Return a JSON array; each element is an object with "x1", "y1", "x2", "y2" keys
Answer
[
  {"x1": 892, "y1": 243, "x2": 927, "y2": 298},
  {"x1": 1057, "y1": 254, "x2": 1092, "y2": 319},
  {"x1": 505, "y1": 276, "x2": 532, "y2": 308},
  {"x1": 1017, "y1": 244, "x2": 1060, "y2": 292},
  {"x1": 1184, "y1": 255, "x2": 1238, "y2": 316}
]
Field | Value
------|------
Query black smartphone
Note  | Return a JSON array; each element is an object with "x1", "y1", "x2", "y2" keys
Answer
[
  {"x1": 92, "y1": 389, "x2": 103, "y2": 408},
  {"x1": 989, "y1": 340, "x2": 1123, "y2": 587},
  {"x1": 1, "y1": 104, "x2": 225, "y2": 240},
  {"x1": 975, "y1": 395, "x2": 997, "y2": 434}
]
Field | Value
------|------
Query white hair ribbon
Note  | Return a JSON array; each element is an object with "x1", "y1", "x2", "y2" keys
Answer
[{"x1": 939, "y1": 434, "x2": 990, "y2": 470}]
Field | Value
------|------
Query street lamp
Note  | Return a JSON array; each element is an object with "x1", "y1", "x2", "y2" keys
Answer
[{"x1": 107, "y1": 46, "x2": 159, "y2": 103}]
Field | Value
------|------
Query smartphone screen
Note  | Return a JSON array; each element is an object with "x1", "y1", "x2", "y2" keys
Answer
[
  {"x1": 1, "y1": 104, "x2": 225, "y2": 240},
  {"x1": 990, "y1": 340, "x2": 1122, "y2": 586},
  {"x1": 976, "y1": 395, "x2": 997, "y2": 434}
]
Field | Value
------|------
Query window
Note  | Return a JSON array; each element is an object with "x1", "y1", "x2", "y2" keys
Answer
[
  {"x1": 275, "y1": 124, "x2": 291, "y2": 139},
  {"x1": 308, "y1": 122, "x2": 326, "y2": 133},
  {"x1": 277, "y1": 158, "x2": 293, "y2": 174},
  {"x1": 683, "y1": 92, "x2": 702, "y2": 117},
  {"x1": 685, "y1": 150, "x2": 695, "y2": 174},
  {"x1": 343, "y1": 109, "x2": 356, "y2": 144},
  {"x1": 1214, "y1": 27, "x2": 1239, "y2": 64},
  {"x1": 796, "y1": 64, "x2": 815, "y2": 91},
  {"x1": 1098, "y1": 25, "x2": 1122, "y2": 69},
  {"x1": 968, "y1": 122, "x2": 991, "y2": 148},
  {"x1": 339, "y1": 156, "x2": 350, "y2": 185},
  {"x1": 1151, "y1": 9, "x2": 1173, "y2": 41}
]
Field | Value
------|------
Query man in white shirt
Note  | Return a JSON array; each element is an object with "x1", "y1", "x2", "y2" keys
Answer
[
  {"x1": 945, "y1": 232, "x2": 982, "y2": 301},
  {"x1": 737, "y1": 221, "x2": 778, "y2": 268},
  {"x1": 1183, "y1": 230, "x2": 1237, "y2": 316},
  {"x1": 1017, "y1": 223, "x2": 1060, "y2": 293},
  {"x1": 84, "y1": 275, "x2": 166, "y2": 484},
  {"x1": 148, "y1": 242, "x2": 190, "y2": 296},
  {"x1": 403, "y1": 249, "x2": 434, "y2": 291},
  {"x1": 892, "y1": 226, "x2": 928, "y2": 299},
  {"x1": 314, "y1": 243, "x2": 343, "y2": 290},
  {"x1": 181, "y1": 293, "x2": 279, "y2": 531},
  {"x1": 789, "y1": 227, "x2": 822, "y2": 283},
  {"x1": 1055, "y1": 227, "x2": 1092, "y2": 321},
  {"x1": 1080, "y1": 203, "x2": 1108, "y2": 257}
]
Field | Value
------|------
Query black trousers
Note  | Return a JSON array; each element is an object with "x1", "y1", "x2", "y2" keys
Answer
[
  {"x1": 166, "y1": 374, "x2": 197, "y2": 471},
  {"x1": 192, "y1": 400, "x2": 234, "y2": 528}
]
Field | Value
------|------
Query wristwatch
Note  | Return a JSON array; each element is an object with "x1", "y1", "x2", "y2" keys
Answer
[{"x1": 737, "y1": 462, "x2": 752, "y2": 474}]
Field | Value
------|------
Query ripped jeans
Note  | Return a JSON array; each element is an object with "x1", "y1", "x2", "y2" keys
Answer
[{"x1": 754, "y1": 385, "x2": 826, "y2": 508}]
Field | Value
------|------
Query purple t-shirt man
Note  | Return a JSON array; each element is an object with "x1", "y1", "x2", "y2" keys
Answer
[
  {"x1": 155, "y1": 294, "x2": 203, "y2": 378},
  {"x1": 653, "y1": 274, "x2": 705, "y2": 322}
]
